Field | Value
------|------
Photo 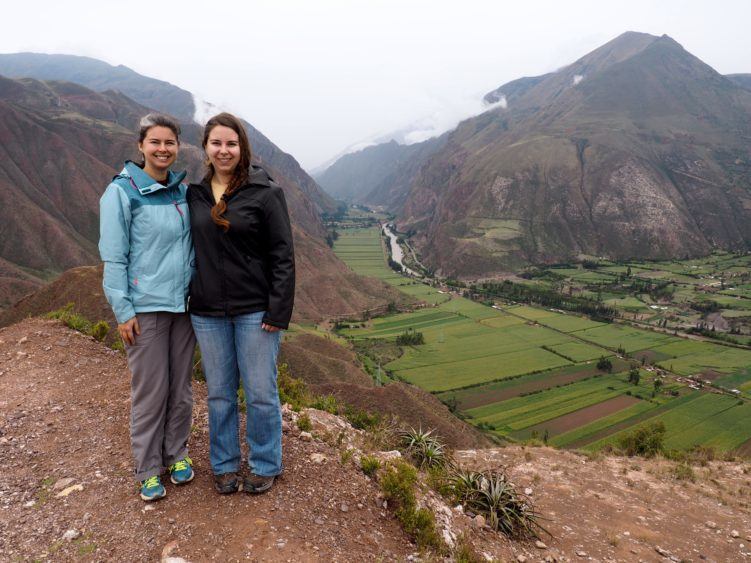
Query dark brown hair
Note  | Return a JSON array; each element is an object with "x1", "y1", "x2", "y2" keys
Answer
[
  {"x1": 202, "y1": 112, "x2": 253, "y2": 231},
  {"x1": 137, "y1": 113, "x2": 181, "y2": 167}
]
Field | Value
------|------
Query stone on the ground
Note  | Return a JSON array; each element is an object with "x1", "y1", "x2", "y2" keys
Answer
[
  {"x1": 53, "y1": 477, "x2": 76, "y2": 490},
  {"x1": 535, "y1": 540, "x2": 547, "y2": 549},
  {"x1": 706, "y1": 521, "x2": 717, "y2": 529},
  {"x1": 516, "y1": 556, "x2": 527, "y2": 563},
  {"x1": 62, "y1": 529, "x2": 80, "y2": 541},
  {"x1": 473, "y1": 514, "x2": 486, "y2": 528},
  {"x1": 309, "y1": 453, "x2": 327, "y2": 464},
  {"x1": 55, "y1": 484, "x2": 83, "y2": 498},
  {"x1": 731, "y1": 530, "x2": 740, "y2": 538},
  {"x1": 299, "y1": 431, "x2": 313, "y2": 441}
]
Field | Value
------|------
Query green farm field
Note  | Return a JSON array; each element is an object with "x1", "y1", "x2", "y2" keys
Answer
[
  {"x1": 587, "y1": 392, "x2": 751, "y2": 452},
  {"x1": 333, "y1": 227, "x2": 450, "y2": 305},
  {"x1": 331, "y1": 217, "x2": 751, "y2": 454}
]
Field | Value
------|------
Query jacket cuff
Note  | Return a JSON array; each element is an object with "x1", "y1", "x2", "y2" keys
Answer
[
  {"x1": 262, "y1": 316, "x2": 288, "y2": 330},
  {"x1": 115, "y1": 306, "x2": 137, "y2": 325}
]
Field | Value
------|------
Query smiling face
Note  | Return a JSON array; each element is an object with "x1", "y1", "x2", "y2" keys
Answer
[
  {"x1": 138, "y1": 126, "x2": 178, "y2": 180},
  {"x1": 205, "y1": 125, "x2": 241, "y2": 178}
]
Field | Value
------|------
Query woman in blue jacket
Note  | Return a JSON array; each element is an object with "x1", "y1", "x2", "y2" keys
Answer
[{"x1": 99, "y1": 113, "x2": 196, "y2": 501}]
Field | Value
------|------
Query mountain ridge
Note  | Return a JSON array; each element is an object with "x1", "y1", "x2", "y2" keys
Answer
[{"x1": 392, "y1": 32, "x2": 751, "y2": 276}]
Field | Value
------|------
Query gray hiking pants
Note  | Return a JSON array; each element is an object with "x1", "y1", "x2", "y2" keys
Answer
[{"x1": 125, "y1": 312, "x2": 196, "y2": 481}]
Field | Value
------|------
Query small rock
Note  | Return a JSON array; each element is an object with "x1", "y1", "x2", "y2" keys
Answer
[
  {"x1": 706, "y1": 521, "x2": 717, "y2": 529},
  {"x1": 55, "y1": 484, "x2": 83, "y2": 498},
  {"x1": 453, "y1": 504, "x2": 464, "y2": 513},
  {"x1": 53, "y1": 477, "x2": 76, "y2": 490},
  {"x1": 655, "y1": 546, "x2": 670, "y2": 558},
  {"x1": 576, "y1": 551, "x2": 587, "y2": 558},
  {"x1": 357, "y1": 503, "x2": 363, "y2": 509},
  {"x1": 299, "y1": 431, "x2": 313, "y2": 442},
  {"x1": 62, "y1": 529, "x2": 80, "y2": 541},
  {"x1": 517, "y1": 556, "x2": 527, "y2": 563},
  {"x1": 309, "y1": 453, "x2": 327, "y2": 464},
  {"x1": 524, "y1": 487, "x2": 533, "y2": 495},
  {"x1": 282, "y1": 420, "x2": 291, "y2": 433},
  {"x1": 473, "y1": 514, "x2": 486, "y2": 529},
  {"x1": 17, "y1": 336, "x2": 28, "y2": 345},
  {"x1": 143, "y1": 505, "x2": 155, "y2": 512},
  {"x1": 375, "y1": 450, "x2": 402, "y2": 461},
  {"x1": 340, "y1": 503, "x2": 349, "y2": 512},
  {"x1": 731, "y1": 530, "x2": 740, "y2": 538},
  {"x1": 314, "y1": 517, "x2": 324, "y2": 525},
  {"x1": 24, "y1": 500, "x2": 36, "y2": 508},
  {"x1": 535, "y1": 540, "x2": 547, "y2": 549}
]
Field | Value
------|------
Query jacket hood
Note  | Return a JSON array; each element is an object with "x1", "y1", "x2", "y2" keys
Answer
[
  {"x1": 116, "y1": 161, "x2": 187, "y2": 195},
  {"x1": 247, "y1": 165, "x2": 274, "y2": 187}
]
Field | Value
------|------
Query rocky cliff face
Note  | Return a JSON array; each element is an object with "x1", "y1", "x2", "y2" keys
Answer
[{"x1": 390, "y1": 32, "x2": 751, "y2": 277}]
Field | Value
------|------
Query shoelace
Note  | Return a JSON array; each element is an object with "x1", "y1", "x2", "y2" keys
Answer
[
  {"x1": 142, "y1": 476, "x2": 161, "y2": 489},
  {"x1": 170, "y1": 457, "x2": 192, "y2": 472}
]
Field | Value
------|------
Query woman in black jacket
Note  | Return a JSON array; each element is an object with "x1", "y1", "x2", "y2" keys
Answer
[{"x1": 188, "y1": 112, "x2": 294, "y2": 494}]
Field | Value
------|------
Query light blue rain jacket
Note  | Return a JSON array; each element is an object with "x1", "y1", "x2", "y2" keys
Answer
[{"x1": 98, "y1": 161, "x2": 194, "y2": 324}]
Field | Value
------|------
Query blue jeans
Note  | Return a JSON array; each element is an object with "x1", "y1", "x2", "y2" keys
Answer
[{"x1": 191, "y1": 312, "x2": 282, "y2": 477}]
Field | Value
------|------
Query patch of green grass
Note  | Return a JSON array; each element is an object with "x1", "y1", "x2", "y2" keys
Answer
[
  {"x1": 360, "y1": 455, "x2": 381, "y2": 477},
  {"x1": 296, "y1": 413, "x2": 312, "y2": 432},
  {"x1": 46, "y1": 303, "x2": 111, "y2": 343}
]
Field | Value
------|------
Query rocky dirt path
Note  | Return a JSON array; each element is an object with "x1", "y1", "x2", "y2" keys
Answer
[{"x1": 0, "y1": 319, "x2": 415, "y2": 562}]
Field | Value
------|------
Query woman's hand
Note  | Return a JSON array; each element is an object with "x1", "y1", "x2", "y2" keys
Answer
[
  {"x1": 118, "y1": 317, "x2": 141, "y2": 345},
  {"x1": 262, "y1": 323, "x2": 281, "y2": 332}
]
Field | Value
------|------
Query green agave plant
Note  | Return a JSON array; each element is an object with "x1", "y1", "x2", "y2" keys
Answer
[
  {"x1": 455, "y1": 467, "x2": 548, "y2": 540},
  {"x1": 400, "y1": 427, "x2": 448, "y2": 469}
]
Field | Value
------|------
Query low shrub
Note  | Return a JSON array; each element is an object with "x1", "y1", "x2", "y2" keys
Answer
[
  {"x1": 617, "y1": 421, "x2": 666, "y2": 458},
  {"x1": 360, "y1": 455, "x2": 380, "y2": 477},
  {"x1": 380, "y1": 461, "x2": 444, "y2": 551},
  {"x1": 296, "y1": 413, "x2": 312, "y2": 432}
]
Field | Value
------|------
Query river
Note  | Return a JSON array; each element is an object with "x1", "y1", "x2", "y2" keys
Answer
[{"x1": 382, "y1": 224, "x2": 421, "y2": 277}]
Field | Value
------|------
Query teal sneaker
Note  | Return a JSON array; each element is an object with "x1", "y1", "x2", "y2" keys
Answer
[
  {"x1": 140, "y1": 475, "x2": 166, "y2": 501},
  {"x1": 169, "y1": 457, "x2": 194, "y2": 485}
]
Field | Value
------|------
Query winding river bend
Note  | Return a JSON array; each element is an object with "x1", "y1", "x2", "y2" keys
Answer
[{"x1": 382, "y1": 223, "x2": 421, "y2": 277}]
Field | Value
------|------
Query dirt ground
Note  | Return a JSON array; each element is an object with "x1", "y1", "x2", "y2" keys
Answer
[
  {"x1": 0, "y1": 319, "x2": 415, "y2": 562},
  {"x1": 2, "y1": 318, "x2": 751, "y2": 562}
]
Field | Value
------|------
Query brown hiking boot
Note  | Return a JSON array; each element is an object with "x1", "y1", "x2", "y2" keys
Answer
[
  {"x1": 243, "y1": 473, "x2": 276, "y2": 494},
  {"x1": 214, "y1": 472, "x2": 240, "y2": 494}
]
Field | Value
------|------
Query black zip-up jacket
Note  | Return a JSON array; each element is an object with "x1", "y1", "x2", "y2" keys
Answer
[{"x1": 187, "y1": 165, "x2": 295, "y2": 329}]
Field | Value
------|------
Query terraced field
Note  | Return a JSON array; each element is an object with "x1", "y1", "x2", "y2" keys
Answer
[{"x1": 332, "y1": 223, "x2": 751, "y2": 454}]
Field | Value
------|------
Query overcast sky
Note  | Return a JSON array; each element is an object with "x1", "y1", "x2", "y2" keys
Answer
[{"x1": 2, "y1": 0, "x2": 750, "y2": 170}]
